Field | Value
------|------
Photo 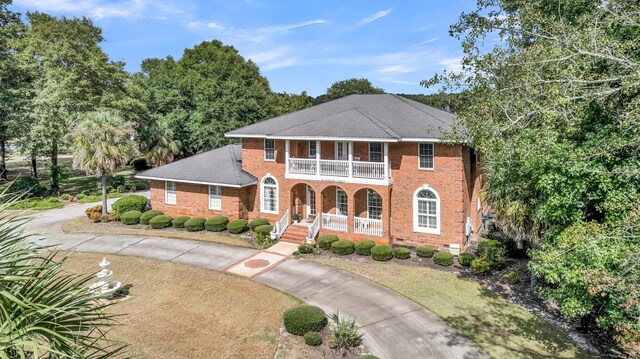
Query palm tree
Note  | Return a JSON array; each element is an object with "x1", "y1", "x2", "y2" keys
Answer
[
  {"x1": 0, "y1": 190, "x2": 126, "y2": 357},
  {"x1": 72, "y1": 111, "x2": 137, "y2": 214},
  {"x1": 145, "y1": 123, "x2": 180, "y2": 166}
]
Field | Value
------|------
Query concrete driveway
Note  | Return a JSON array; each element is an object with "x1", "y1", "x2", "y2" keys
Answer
[{"x1": 20, "y1": 195, "x2": 487, "y2": 359}]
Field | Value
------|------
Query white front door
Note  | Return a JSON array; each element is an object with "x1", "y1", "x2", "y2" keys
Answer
[
  {"x1": 335, "y1": 141, "x2": 349, "y2": 160},
  {"x1": 306, "y1": 186, "x2": 316, "y2": 217}
]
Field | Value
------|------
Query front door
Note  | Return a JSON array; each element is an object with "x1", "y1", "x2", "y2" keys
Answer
[
  {"x1": 335, "y1": 141, "x2": 349, "y2": 160},
  {"x1": 306, "y1": 186, "x2": 316, "y2": 217}
]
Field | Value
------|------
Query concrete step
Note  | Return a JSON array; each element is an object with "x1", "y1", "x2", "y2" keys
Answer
[{"x1": 280, "y1": 225, "x2": 309, "y2": 244}]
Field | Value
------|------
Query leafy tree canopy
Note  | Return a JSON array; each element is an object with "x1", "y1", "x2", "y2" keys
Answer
[{"x1": 323, "y1": 78, "x2": 384, "y2": 102}]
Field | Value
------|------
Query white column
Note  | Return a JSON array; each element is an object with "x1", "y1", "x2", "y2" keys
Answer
[
  {"x1": 348, "y1": 142, "x2": 354, "y2": 178},
  {"x1": 316, "y1": 140, "x2": 321, "y2": 176},
  {"x1": 383, "y1": 142, "x2": 389, "y2": 181},
  {"x1": 285, "y1": 139, "x2": 290, "y2": 175}
]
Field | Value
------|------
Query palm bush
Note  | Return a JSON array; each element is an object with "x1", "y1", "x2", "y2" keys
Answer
[
  {"x1": 328, "y1": 310, "x2": 363, "y2": 352},
  {"x1": 0, "y1": 192, "x2": 126, "y2": 357}
]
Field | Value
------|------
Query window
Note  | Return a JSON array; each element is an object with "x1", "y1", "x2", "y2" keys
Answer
[
  {"x1": 335, "y1": 142, "x2": 349, "y2": 160},
  {"x1": 418, "y1": 143, "x2": 434, "y2": 169},
  {"x1": 261, "y1": 176, "x2": 278, "y2": 214},
  {"x1": 165, "y1": 181, "x2": 176, "y2": 204},
  {"x1": 413, "y1": 187, "x2": 439, "y2": 234},
  {"x1": 369, "y1": 142, "x2": 383, "y2": 163},
  {"x1": 264, "y1": 139, "x2": 275, "y2": 161},
  {"x1": 208, "y1": 185, "x2": 222, "y2": 210},
  {"x1": 367, "y1": 190, "x2": 382, "y2": 220},
  {"x1": 336, "y1": 188, "x2": 348, "y2": 216},
  {"x1": 308, "y1": 141, "x2": 317, "y2": 159}
]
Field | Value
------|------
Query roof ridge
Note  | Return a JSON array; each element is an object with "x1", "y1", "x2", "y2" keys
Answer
[
  {"x1": 390, "y1": 94, "x2": 453, "y2": 128},
  {"x1": 270, "y1": 107, "x2": 366, "y2": 136},
  {"x1": 354, "y1": 108, "x2": 400, "y2": 139}
]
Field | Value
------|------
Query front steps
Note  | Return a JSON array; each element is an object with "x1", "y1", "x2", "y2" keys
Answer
[{"x1": 280, "y1": 225, "x2": 309, "y2": 244}]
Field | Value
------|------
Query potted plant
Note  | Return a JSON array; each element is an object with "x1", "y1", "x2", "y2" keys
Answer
[{"x1": 292, "y1": 213, "x2": 300, "y2": 223}]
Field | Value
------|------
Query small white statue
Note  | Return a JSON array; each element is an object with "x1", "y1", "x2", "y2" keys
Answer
[{"x1": 89, "y1": 257, "x2": 122, "y2": 300}]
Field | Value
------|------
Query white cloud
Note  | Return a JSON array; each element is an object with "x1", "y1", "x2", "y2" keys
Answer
[
  {"x1": 377, "y1": 79, "x2": 418, "y2": 86},
  {"x1": 441, "y1": 57, "x2": 463, "y2": 73},
  {"x1": 225, "y1": 19, "x2": 327, "y2": 43},
  {"x1": 207, "y1": 22, "x2": 225, "y2": 30},
  {"x1": 187, "y1": 21, "x2": 202, "y2": 29},
  {"x1": 378, "y1": 65, "x2": 419, "y2": 74},
  {"x1": 418, "y1": 37, "x2": 438, "y2": 45},
  {"x1": 357, "y1": 8, "x2": 393, "y2": 27},
  {"x1": 247, "y1": 46, "x2": 298, "y2": 71},
  {"x1": 13, "y1": 0, "x2": 188, "y2": 20}
]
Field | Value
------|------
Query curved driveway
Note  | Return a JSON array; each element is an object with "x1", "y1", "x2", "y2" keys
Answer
[{"x1": 22, "y1": 196, "x2": 487, "y2": 359}]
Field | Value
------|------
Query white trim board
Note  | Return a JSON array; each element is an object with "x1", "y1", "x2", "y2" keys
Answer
[{"x1": 135, "y1": 175, "x2": 256, "y2": 188}]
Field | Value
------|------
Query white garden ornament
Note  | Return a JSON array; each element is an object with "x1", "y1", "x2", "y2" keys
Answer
[{"x1": 89, "y1": 257, "x2": 122, "y2": 300}]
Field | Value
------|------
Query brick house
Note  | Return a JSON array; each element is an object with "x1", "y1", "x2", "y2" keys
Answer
[{"x1": 137, "y1": 94, "x2": 483, "y2": 252}]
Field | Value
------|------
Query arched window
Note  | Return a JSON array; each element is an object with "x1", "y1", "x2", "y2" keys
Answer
[
  {"x1": 261, "y1": 176, "x2": 278, "y2": 214},
  {"x1": 413, "y1": 186, "x2": 440, "y2": 234}
]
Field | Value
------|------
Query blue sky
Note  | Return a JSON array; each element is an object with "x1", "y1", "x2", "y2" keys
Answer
[{"x1": 11, "y1": 0, "x2": 475, "y2": 96}]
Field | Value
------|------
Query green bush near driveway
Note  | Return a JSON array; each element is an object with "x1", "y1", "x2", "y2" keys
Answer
[
  {"x1": 371, "y1": 245, "x2": 393, "y2": 261},
  {"x1": 298, "y1": 243, "x2": 315, "y2": 254},
  {"x1": 227, "y1": 219, "x2": 248, "y2": 234},
  {"x1": 433, "y1": 252, "x2": 454, "y2": 266},
  {"x1": 304, "y1": 331, "x2": 323, "y2": 346},
  {"x1": 112, "y1": 194, "x2": 148, "y2": 214},
  {"x1": 185, "y1": 217, "x2": 206, "y2": 232},
  {"x1": 355, "y1": 240, "x2": 376, "y2": 256},
  {"x1": 283, "y1": 305, "x2": 327, "y2": 336},
  {"x1": 121, "y1": 210, "x2": 142, "y2": 225},
  {"x1": 458, "y1": 253, "x2": 474, "y2": 266},
  {"x1": 416, "y1": 246, "x2": 435, "y2": 258},
  {"x1": 249, "y1": 218, "x2": 270, "y2": 230},
  {"x1": 172, "y1": 216, "x2": 191, "y2": 228},
  {"x1": 393, "y1": 247, "x2": 411, "y2": 259},
  {"x1": 318, "y1": 235, "x2": 339, "y2": 250},
  {"x1": 205, "y1": 216, "x2": 229, "y2": 232},
  {"x1": 140, "y1": 210, "x2": 163, "y2": 225},
  {"x1": 254, "y1": 224, "x2": 273, "y2": 239},
  {"x1": 61, "y1": 193, "x2": 70, "y2": 200},
  {"x1": 149, "y1": 215, "x2": 173, "y2": 229},
  {"x1": 330, "y1": 240, "x2": 355, "y2": 255}
]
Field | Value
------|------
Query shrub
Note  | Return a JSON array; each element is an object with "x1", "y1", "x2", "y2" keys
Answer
[
  {"x1": 318, "y1": 235, "x2": 339, "y2": 250},
  {"x1": 149, "y1": 215, "x2": 172, "y2": 229},
  {"x1": 130, "y1": 157, "x2": 148, "y2": 171},
  {"x1": 185, "y1": 217, "x2": 206, "y2": 231},
  {"x1": 371, "y1": 245, "x2": 393, "y2": 261},
  {"x1": 331, "y1": 240, "x2": 355, "y2": 255},
  {"x1": 360, "y1": 356, "x2": 379, "y2": 359},
  {"x1": 135, "y1": 182, "x2": 146, "y2": 191},
  {"x1": 393, "y1": 247, "x2": 411, "y2": 259},
  {"x1": 471, "y1": 258, "x2": 491, "y2": 275},
  {"x1": 458, "y1": 252, "x2": 474, "y2": 266},
  {"x1": 109, "y1": 211, "x2": 120, "y2": 222},
  {"x1": 254, "y1": 224, "x2": 273, "y2": 240},
  {"x1": 80, "y1": 190, "x2": 91, "y2": 196},
  {"x1": 121, "y1": 210, "x2": 142, "y2": 225},
  {"x1": 254, "y1": 236, "x2": 276, "y2": 249},
  {"x1": 116, "y1": 185, "x2": 127, "y2": 193},
  {"x1": 328, "y1": 311, "x2": 363, "y2": 350},
  {"x1": 112, "y1": 194, "x2": 148, "y2": 214},
  {"x1": 249, "y1": 218, "x2": 270, "y2": 230},
  {"x1": 172, "y1": 216, "x2": 191, "y2": 228},
  {"x1": 283, "y1": 305, "x2": 327, "y2": 336},
  {"x1": 60, "y1": 193, "x2": 70, "y2": 200},
  {"x1": 477, "y1": 239, "x2": 507, "y2": 270},
  {"x1": 47, "y1": 197, "x2": 59, "y2": 203},
  {"x1": 8, "y1": 176, "x2": 45, "y2": 198},
  {"x1": 433, "y1": 252, "x2": 454, "y2": 266},
  {"x1": 84, "y1": 205, "x2": 102, "y2": 223},
  {"x1": 503, "y1": 271, "x2": 520, "y2": 284},
  {"x1": 205, "y1": 216, "x2": 229, "y2": 232},
  {"x1": 76, "y1": 194, "x2": 87, "y2": 200},
  {"x1": 99, "y1": 214, "x2": 110, "y2": 222},
  {"x1": 416, "y1": 246, "x2": 435, "y2": 258},
  {"x1": 355, "y1": 240, "x2": 376, "y2": 256},
  {"x1": 298, "y1": 243, "x2": 316, "y2": 254},
  {"x1": 110, "y1": 175, "x2": 125, "y2": 189},
  {"x1": 304, "y1": 331, "x2": 323, "y2": 346},
  {"x1": 227, "y1": 219, "x2": 248, "y2": 234},
  {"x1": 140, "y1": 210, "x2": 163, "y2": 225}
]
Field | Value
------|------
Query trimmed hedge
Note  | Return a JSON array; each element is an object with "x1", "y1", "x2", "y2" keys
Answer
[
  {"x1": 304, "y1": 331, "x2": 323, "y2": 346},
  {"x1": 283, "y1": 305, "x2": 327, "y2": 336},
  {"x1": 458, "y1": 252, "x2": 474, "y2": 266},
  {"x1": 112, "y1": 194, "x2": 147, "y2": 214},
  {"x1": 318, "y1": 235, "x2": 339, "y2": 250},
  {"x1": 227, "y1": 219, "x2": 248, "y2": 234},
  {"x1": 185, "y1": 217, "x2": 206, "y2": 232},
  {"x1": 140, "y1": 210, "x2": 163, "y2": 225},
  {"x1": 254, "y1": 224, "x2": 274, "y2": 239},
  {"x1": 121, "y1": 210, "x2": 142, "y2": 225},
  {"x1": 330, "y1": 240, "x2": 355, "y2": 255},
  {"x1": 172, "y1": 216, "x2": 191, "y2": 228},
  {"x1": 393, "y1": 247, "x2": 411, "y2": 259},
  {"x1": 298, "y1": 243, "x2": 315, "y2": 254},
  {"x1": 249, "y1": 218, "x2": 270, "y2": 230},
  {"x1": 205, "y1": 216, "x2": 229, "y2": 232},
  {"x1": 371, "y1": 245, "x2": 393, "y2": 261},
  {"x1": 149, "y1": 215, "x2": 172, "y2": 229},
  {"x1": 355, "y1": 240, "x2": 376, "y2": 256},
  {"x1": 416, "y1": 246, "x2": 435, "y2": 258},
  {"x1": 433, "y1": 252, "x2": 454, "y2": 266}
]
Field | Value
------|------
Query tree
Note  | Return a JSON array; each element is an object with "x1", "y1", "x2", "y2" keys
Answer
[
  {"x1": 398, "y1": 93, "x2": 468, "y2": 114},
  {"x1": 0, "y1": 193, "x2": 126, "y2": 357},
  {"x1": 72, "y1": 112, "x2": 137, "y2": 214},
  {"x1": 325, "y1": 78, "x2": 384, "y2": 101},
  {"x1": 270, "y1": 91, "x2": 313, "y2": 116},
  {"x1": 426, "y1": 0, "x2": 640, "y2": 352},
  {"x1": 145, "y1": 121, "x2": 180, "y2": 166}
]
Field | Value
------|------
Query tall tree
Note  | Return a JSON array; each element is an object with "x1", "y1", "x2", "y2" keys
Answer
[
  {"x1": 426, "y1": 0, "x2": 640, "y2": 352},
  {"x1": 145, "y1": 121, "x2": 179, "y2": 166},
  {"x1": 72, "y1": 112, "x2": 137, "y2": 214},
  {"x1": 325, "y1": 78, "x2": 384, "y2": 101},
  {"x1": 270, "y1": 91, "x2": 312, "y2": 116}
]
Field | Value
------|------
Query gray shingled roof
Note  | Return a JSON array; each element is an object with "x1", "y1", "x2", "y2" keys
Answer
[
  {"x1": 225, "y1": 94, "x2": 458, "y2": 141},
  {"x1": 135, "y1": 144, "x2": 257, "y2": 187}
]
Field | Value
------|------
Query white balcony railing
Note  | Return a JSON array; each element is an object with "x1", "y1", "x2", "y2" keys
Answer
[
  {"x1": 354, "y1": 217, "x2": 383, "y2": 236},
  {"x1": 322, "y1": 213, "x2": 348, "y2": 232},
  {"x1": 352, "y1": 161, "x2": 385, "y2": 179},
  {"x1": 288, "y1": 158, "x2": 317, "y2": 175},
  {"x1": 288, "y1": 158, "x2": 389, "y2": 181},
  {"x1": 319, "y1": 160, "x2": 349, "y2": 177}
]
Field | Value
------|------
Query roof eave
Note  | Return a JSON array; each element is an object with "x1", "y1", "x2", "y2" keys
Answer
[{"x1": 135, "y1": 175, "x2": 257, "y2": 188}]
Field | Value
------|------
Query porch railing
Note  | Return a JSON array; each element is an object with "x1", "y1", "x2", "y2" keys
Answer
[
  {"x1": 287, "y1": 157, "x2": 389, "y2": 181},
  {"x1": 319, "y1": 160, "x2": 349, "y2": 177},
  {"x1": 352, "y1": 161, "x2": 385, "y2": 179},
  {"x1": 322, "y1": 213, "x2": 348, "y2": 232},
  {"x1": 307, "y1": 214, "x2": 321, "y2": 242},
  {"x1": 288, "y1": 158, "x2": 316, "y2": 175},
  {"x1": 271, "y1": 209, "x2": 290, "y2": 240},
  {"x1": 354, "y1": 217, "x2": 383, "y2": 236}
]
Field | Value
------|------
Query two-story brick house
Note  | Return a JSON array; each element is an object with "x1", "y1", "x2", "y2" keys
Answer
[{"x1": 137, "y1": 94, "x2": 482, "y2": 252}]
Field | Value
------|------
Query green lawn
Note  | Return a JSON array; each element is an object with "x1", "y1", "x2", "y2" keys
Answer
[
  {"x1": 77, "y1": 192, "x2": 125, "y2": 203},
  {"x1": 310, "y1": 257, "x2": 591, "y2": 359},
  {"x1": 9, "y1": 197, "x2": 64, "y2": 210}
]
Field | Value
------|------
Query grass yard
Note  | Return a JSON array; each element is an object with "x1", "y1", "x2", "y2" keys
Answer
[
  {"x1": 8, "y1": 197, "x2": 64, "y2": 210},
  {"x1": 60, "y1": 252, "x2": 300, "y2": 359},
  {"x1": 310, "y1": 257, "x2": 590, "y2": 359}
]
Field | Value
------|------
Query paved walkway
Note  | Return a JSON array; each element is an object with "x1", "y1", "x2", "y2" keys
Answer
[{"x1": 21, "y1": 197, "x2": 487, "y2": 359}]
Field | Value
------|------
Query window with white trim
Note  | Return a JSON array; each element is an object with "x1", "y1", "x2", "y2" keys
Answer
[
  {"x1": 264, "y1": 139, "x2": 275, "y2": 161},
  {"x1": 335, "y1": 142, "x2": 349, "y2": 160},
  {"x1": 418, "y1": 143, "x2": 434, "y2": 169},
  {"x1": 261, "y1": 176, "x2": 278, "y2": 214},
  {"x1": 208, "y1": 185, "x2": 222, "y2": 210},
  {"x1": 336, "y1": 188, "x2": 348, "y2": 216},
  {"x1": 367, "y1": 190, "x2": 382, "y2": 220},
  {"x1": 165, "y1": 181, "x2": 176, "y2": 204},
  {"x1": 414, "y1": 187, "x2": 439, "y2": 233},
  {"x1": 308, "y1": 141, "x2": 317, "y2": 158},
  {"x1": 369, "y1": 142, "x2": 383, "y2": 163}
]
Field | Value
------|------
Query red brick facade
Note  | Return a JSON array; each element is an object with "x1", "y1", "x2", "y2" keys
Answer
[{"x1": 148, "y1": 138, "x2": 483, "y2": 250}]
